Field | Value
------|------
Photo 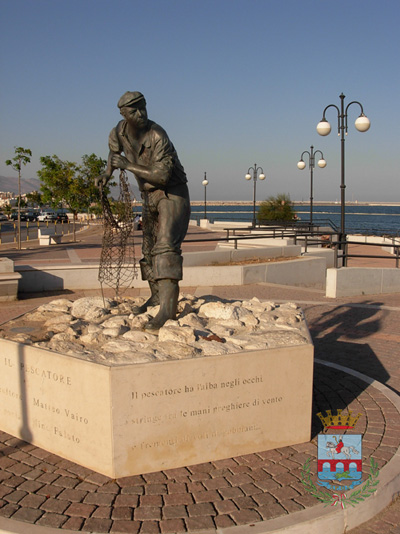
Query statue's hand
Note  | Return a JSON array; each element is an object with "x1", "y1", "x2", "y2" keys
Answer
[
  {"x1": 111, "y1": 154, "x2": 129, "y2": 170},
  {"x1": 95, "y1": 174, "x2": 110, "y2": 188}
]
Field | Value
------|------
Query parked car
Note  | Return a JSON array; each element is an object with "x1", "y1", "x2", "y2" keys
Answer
[
  {"x1": 0, "y1": 213, "x2": 8, "y2": 221},
  {"x1": 55, "y1": 212, "x2": 69, "y2": 223},
  {"x1": 25, "y1": 211, "x2": 39, "y2": 221},
  {"x1": 10, "y1": 212, "x2": 27, "y2": 221},
  {"x1": 37, "y1": 211, "x2": 56, "y2": 222}
]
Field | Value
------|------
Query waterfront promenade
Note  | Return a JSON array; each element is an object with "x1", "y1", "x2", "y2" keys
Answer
[{"x1": 0, "y1": 225, "x2": 399, "y2": 533}]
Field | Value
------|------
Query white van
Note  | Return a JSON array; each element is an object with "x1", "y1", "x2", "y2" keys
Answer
[{"x1": 37, "y1": 211, "x2": 56, "y2": 222}]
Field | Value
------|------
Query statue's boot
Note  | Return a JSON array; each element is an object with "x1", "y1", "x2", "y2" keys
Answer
[
  {"x1": 144, "y1": 279, "x2": 179, "y2": 331},
  {"x1": 132, "y1": 281, "x2": 159, "y2": 315}
]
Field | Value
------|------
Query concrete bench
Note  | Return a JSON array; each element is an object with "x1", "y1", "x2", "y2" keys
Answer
[{"x1": 38, "y1": 228, "x2": 62, "y2": 245}]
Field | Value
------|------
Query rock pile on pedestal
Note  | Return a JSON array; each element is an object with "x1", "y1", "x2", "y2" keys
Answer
[{"x1": 0, "y1": 295, "x2": 310, "y2": 365}]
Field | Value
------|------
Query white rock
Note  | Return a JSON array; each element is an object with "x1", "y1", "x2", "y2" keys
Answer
[
  {"x1": 71, "y1": 297, "x2": 114, "y2": 319},
  {"x1": 103, "y1": 326, "x2": 128, "y2": 338},
  {"x1": 153, "y1": 341, "x2": 197, "y2": 360},
  {"x1": 158, "y1": 324, "x2": 196, "y2": 344},
  {"x1": 177, "y1": 313, "x2": 206, "y2": 328},
  {"x1": 199, "y1": 301, "x2": 239, "y2": 320},
  {"x1": 123, "y1": 330, "x2": 157, "y2": 342},
  {"x1": 44, "y1": 314, "x2": 73, "y2": 327},
  {"x1": 38, "y1": 299, "x2": 73, "y2": 313},
  {"x1": 101, "y1": 316, "x2": 129, "y2": 329},
  {"x1": 196, "y1": 339, "x2": 230, "y2": 356}
]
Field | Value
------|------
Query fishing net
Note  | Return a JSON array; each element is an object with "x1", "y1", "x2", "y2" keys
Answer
[{"x1": 98, "y1": 170, "x2": 138, "y2": 297}]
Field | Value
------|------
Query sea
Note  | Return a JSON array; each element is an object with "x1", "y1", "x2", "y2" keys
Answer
[{"x1": 187, "y1": 203, "x2": 400, "y2": 236}]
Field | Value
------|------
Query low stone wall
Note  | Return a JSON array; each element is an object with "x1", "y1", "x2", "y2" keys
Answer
[
  {"x1": 0, "y1": 258, "x2": 21, "y2": 301},
  {"x1": 15, "y1": 251, "x2": 327, "y2": 293},
  {"x1": 326, "y1": 267, "x2": 400, "y2": 297}
]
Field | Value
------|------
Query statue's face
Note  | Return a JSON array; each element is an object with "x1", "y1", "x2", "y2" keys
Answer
[{"x1": 121, "y1": 102, "x2": 148, "y2": 129}]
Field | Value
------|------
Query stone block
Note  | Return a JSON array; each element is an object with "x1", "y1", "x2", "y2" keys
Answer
[{"x1": 0, "y1": 337, "x2": 313, "y2": 478}]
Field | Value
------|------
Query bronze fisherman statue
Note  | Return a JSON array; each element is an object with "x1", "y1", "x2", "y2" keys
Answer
[{"x1": 96, "y1": 91, "x2": 191, "y2": 330}]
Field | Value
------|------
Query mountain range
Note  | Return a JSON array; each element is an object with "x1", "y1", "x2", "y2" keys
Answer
[{"x1": 0, "y1": 175, "x2": 41, "y2": 194}]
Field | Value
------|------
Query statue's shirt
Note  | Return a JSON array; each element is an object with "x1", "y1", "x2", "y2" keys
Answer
[{"x1": 108, "y1": 119, "x2": 187, "y2": 192}]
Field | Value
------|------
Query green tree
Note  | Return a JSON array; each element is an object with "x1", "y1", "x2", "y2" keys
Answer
[
  {"x1": 3, "y1": 204, "x2": 13, "y2": 219},
  {"x1": 5, "y1": 146, "x2": 32, "y2": 249},
  {"x1": 258, "y1": 193, "x2": 296, "y2": 222},
  {"x1": 26, "y1": 190, "x2": 43, "y2": 207},
  {"x1": 77, "y1": 153, "x2": 108, "y2": 217},
  {"x1": 37, "y1": 154, "x2": 107, "y2": 240}
]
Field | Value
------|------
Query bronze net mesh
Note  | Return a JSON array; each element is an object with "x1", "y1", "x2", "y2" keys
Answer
[{"x1": 98, "y1": 170, "x2": 138, "y2": 297}]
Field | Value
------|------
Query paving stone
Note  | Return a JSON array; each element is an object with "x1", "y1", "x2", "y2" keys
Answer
[
  {"x1": 214, "y1": 498, "x2": 238, "y2": 514},
  {"x1": 134, "y1": 505, "x2": 162, "y2": 521},
  {"x1": 112, "y1": 506, "x2": 132, "y2": 520},
  {"x1": 11, "y1": 506, "x2": 44, "y2": 523},
  {"x1": 115, "y1": 493, "x2": 140, "y2": 507},
  {"x1": 110, "y1": 519, "x2": 141, "y2": 533},
  {"x1": 140, "y1": 494, "x2": 163, "y2": 507},
  {"x1": 3, "y1": 490, "x2": 27, "y2": 504},
  {"x1": 218, "y1": 486, "x2": 245, "y2": 499},
  {"x1": 83, "y1": 492, "x2": 116, "y2": 506},
  {"x1": 192, "y1": 489, "x2": 221, "y2": 503},
  {"x1": 53, "y1": 475, "x2": 80, "y2": 489},
  {"x1": 270, "y1": 485, "x2": 301, "y2": 502},
  {"x1": 18, "y1": 493, "x2": 47, "y2": 508},
  {"x1": 0, "y1": 503, "x2": 19, "y2": 518},
  {"x1": 162, "y1": 504, "x2": 188, "y2": 519},
  {"x1": 2, "y1": 475, "x2": 25, "y2": 488},
  {"x1": 230, "y1": 508, "x2": 262, "y2": 525},
  {"x1": 92, "y1": 506, "x2": 112, "y2": 518},
  {"x1": 121, "y1": 485, "x2": 145, "y2": 495},
  {"x1": 187, "y1": 502, "x2": 216, "y2": 517},
  {"x1": 61, "y1": 516, "x2": 84, "y2": 530},
  {"x1": 97, "y1": 481, "x2": 120, "y2": 494},
  {"x1": 159, "y1": 518, "x2": 186, "y2": 533},
  {"x1": 164, "y1": 493, "x2": 194, "y2": 506},
  {"x1": 64, "y1": 501, "x2": 96, "y2": 517},
  {"x1": 57, "y1": 488, "x2": 88, "y2": 502},
  {"x1": 36, "y1": 483, "x2": 64, "y2": 498},
  {"x1": 258, "y1": 502, "x2": 287, "y2": 520},
  {"x1": 36, "y1": 512, "x2": 69, "y2": 528},
  {"x1": 185, "y1": 515, "x2": 215, "y2": 531},
  {"x1": 139, "y1": 520, "x2": 161, "y2": 533},
  {"x1": 17, "y1": 479, "x2": 45, "y2": 493},
  {"x1": 40, "y1": 497, "x2": 70, "y2": 514},
  {"x1": 215, "y1": 513, "x2": 240, "y2": 530},
  {"x1": 82, "y1": 517, "x2": 113, "y2": 532},
  {"x1": 145, "y1": 484, "x2": 167, "y2": 495}
]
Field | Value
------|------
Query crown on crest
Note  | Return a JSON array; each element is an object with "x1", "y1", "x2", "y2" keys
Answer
[{"x1": 317, "y1": 409, "x2": 362, "y2": 431}]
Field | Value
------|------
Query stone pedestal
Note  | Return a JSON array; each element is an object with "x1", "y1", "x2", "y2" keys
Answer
[{"x1": 0, "y1": 337, "x2": 313, "y2": 478}]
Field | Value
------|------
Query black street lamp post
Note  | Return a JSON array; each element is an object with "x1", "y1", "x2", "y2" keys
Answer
[
  {"x1": 297, "y1": 146, "x2": 326, "y2": 225},
  {"x1": 317, "y1": 93, "x2": 370, "y2": 265},
  {"x1": 202, "y1": 172, "x2": 208, "y2": 219},
  {"x1": 245, "y1": 163, "x2": 265, "y2": 227}
]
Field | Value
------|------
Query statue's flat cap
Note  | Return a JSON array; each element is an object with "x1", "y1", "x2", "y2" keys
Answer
[{"x1": 118, "y1": 91, "x2": 146, "y2": 108}]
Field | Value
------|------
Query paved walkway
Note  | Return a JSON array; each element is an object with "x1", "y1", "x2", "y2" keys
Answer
[{"x1": 0, "y1": 227, "x2": 399, "y2": 533}]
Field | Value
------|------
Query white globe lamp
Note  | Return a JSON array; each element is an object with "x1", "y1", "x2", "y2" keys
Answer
[
  {"x1": 317, "y1": 119, "x2": 331, "y2": 136},
  {"x1": 297, "y1": 160, "x2": 306, "y2": 170},
  {"x1": 355, "y1": 114, "x2": 371, "y2": 132}
]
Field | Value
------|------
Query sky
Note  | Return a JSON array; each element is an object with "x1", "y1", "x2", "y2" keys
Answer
[{"x1": 1, "y1": 0, "x2": 399, "y2": 202}]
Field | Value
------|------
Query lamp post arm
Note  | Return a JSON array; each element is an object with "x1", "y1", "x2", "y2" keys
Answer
[
  {"x1": 345, "y1": 100, "x2": 366, "y2": 133},
  {"x1": 321, "y1": 103, "x2": 341, "y2": 135},
  {"x1": 321, "y1": 103, "x2": 340, "y2": 118},
  {"x1": 313, "y1": 150, "x2": 324, "y2": 160}
]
